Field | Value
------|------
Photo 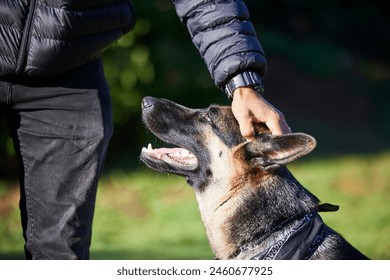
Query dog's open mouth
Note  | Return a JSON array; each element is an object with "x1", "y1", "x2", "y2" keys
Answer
[{"x1": 141, "y1": 143, "x2": 199, "y2": 170}]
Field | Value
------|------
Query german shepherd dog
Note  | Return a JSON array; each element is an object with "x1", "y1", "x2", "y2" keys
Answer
[{"x1": 140, "y1": 96, "x2": 369, "y2": 260}]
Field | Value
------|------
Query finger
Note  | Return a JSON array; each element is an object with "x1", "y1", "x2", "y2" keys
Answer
[
  {"x1": 282, "y1": 123, "x2": 292, "y2": 134},
  {"x1": 266, "y1": 119, "x2": 283, "y2": 136},
  {"x1": 278, "y1": 114, "x2": 292, "y2": 134},
  {"x1": 238, "y1": 118, "x2": 256, "y2": 141},
  {"x1": 265, "y1": 111, "x2": 291, "y2": 135},
  {"x1": 267, "y1": 119, "x2": 293, "y2": 135}
]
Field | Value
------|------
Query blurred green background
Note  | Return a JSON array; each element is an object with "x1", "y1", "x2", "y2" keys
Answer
[{"x1": 0, "y1": 0, "x2": 389, "y2": 259}]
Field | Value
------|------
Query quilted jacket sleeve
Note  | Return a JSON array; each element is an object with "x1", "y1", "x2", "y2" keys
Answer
[{"x1": 172, "y1": 0, "x2": 267, "y2": 89}]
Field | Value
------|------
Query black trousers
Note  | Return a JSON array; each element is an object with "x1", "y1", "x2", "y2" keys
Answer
[{"x1": 0, "y1": 59, "x2": 113, "y2": 259}]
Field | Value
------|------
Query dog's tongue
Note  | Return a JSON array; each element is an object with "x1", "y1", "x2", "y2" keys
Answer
[
  {"x1": 151, "y1": 147, "x2": 183, "y2": 154},
  {"x1": 141, "y1": 143, "x2": 197, "y2": 164}
]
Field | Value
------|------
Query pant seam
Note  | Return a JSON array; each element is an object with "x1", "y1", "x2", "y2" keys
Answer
[{"x1": 17, "y1": 130, "x2": 42, "y2": 259}]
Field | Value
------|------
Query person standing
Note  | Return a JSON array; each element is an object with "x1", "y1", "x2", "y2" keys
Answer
[{"x1": 0, "y1": 0, "x2": 289, "y2": 259}]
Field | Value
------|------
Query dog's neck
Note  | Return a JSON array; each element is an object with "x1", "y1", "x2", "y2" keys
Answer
[{"x1": 195, "y1": 166, "x2": 319, "y2": 259}]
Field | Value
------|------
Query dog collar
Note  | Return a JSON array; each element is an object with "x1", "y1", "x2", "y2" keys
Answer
[
  {"x1": 226, "y1": 203, "x2": 338, "y2": 260},
  {"x1": 251, "y1": 212, "x2": 326, "y2": 260}
]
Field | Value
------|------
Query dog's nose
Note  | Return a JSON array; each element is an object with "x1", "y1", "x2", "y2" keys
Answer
[{"x1": 142, "y1": 96, "x2": 154, "y2": 109}]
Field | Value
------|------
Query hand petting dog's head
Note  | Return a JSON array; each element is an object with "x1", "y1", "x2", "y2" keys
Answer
[{"x1": 140, "y1": 96, "x2": 315, "y2": 191}]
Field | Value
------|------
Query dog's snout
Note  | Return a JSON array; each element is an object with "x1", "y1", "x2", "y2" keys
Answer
[{"x1": 142, "y1": 96, "x2": 155, "y2": 110}]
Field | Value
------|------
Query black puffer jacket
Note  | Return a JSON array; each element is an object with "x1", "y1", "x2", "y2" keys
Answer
[
  {"x1": 173, "y1": 0, "x2": 267, "y2": 88},
  {"x1": 0, "y1": 0, "x2": 267, "y2": 88},
  {"x1": 0, "y1": 0, "x2": 136, "y2": 76}
]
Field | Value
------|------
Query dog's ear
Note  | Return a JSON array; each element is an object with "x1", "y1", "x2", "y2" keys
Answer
[{"x1": 245, "y1": 133, "x2": 316, "y2": 171}]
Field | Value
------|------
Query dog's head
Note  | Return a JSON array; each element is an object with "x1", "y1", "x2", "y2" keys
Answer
[{"x1": 140, "y1": 96, "x2": 316, "y2": 191}]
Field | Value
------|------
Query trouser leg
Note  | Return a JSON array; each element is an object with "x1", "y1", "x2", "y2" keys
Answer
[{"x1": 4, "y1": 59, "x2": 112, "y2": 259}]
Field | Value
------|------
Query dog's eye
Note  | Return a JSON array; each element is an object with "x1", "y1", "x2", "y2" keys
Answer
[{"x1": 200, "y1": 112, "x2": 212, "y2": 123}]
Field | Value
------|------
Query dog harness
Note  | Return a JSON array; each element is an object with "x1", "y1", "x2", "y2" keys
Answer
[{"x1": 228, "y1": 204, "x2": 339, "y2": 260}]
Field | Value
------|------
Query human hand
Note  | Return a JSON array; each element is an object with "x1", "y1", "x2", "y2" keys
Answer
[{"x1": 231, "y1": 87, "x2": 291, "y2": 140}]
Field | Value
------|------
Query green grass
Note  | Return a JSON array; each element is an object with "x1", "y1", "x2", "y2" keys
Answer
[
  {"x1": 91, "y1": 171, "x2": 212, "y2": 260},
  {"x1": 0, "y1": 152, "x2": 389, "y2": 259}
]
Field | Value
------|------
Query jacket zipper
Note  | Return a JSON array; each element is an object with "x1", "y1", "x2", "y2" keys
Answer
[{"x1": 16, "y1": 0, "x2": 38, "y2": 74}]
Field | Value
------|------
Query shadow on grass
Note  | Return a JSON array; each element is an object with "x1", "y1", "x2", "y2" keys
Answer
[
  {"x1": 91, "y1": 250, "x2": 213, "y2": 260},
  {"x1": 0, "y1": 249, "x2": 214, "y2": 260},
  {"x1": 0, "y1": 252, "x2": 25, "y2": 260},
  {"x1": 91, "y1": 243, "x2": 214, "y2": 260}
]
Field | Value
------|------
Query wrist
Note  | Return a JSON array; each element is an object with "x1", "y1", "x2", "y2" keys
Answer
[
  {"x1": 232, "y1": 86, "x2": 261, "y2": 100},
  {"x1": 224, "y1": 71, "x2": 264, "y2": 100}
]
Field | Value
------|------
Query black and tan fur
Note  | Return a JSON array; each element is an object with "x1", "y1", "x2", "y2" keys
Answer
[{"x1": 140, "y1": 96, "x2": 368, "y2": 260}]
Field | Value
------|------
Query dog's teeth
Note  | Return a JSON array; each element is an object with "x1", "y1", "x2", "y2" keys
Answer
[{"x1": 142, "y1": 143, "x2": 153, "y2": 153}]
